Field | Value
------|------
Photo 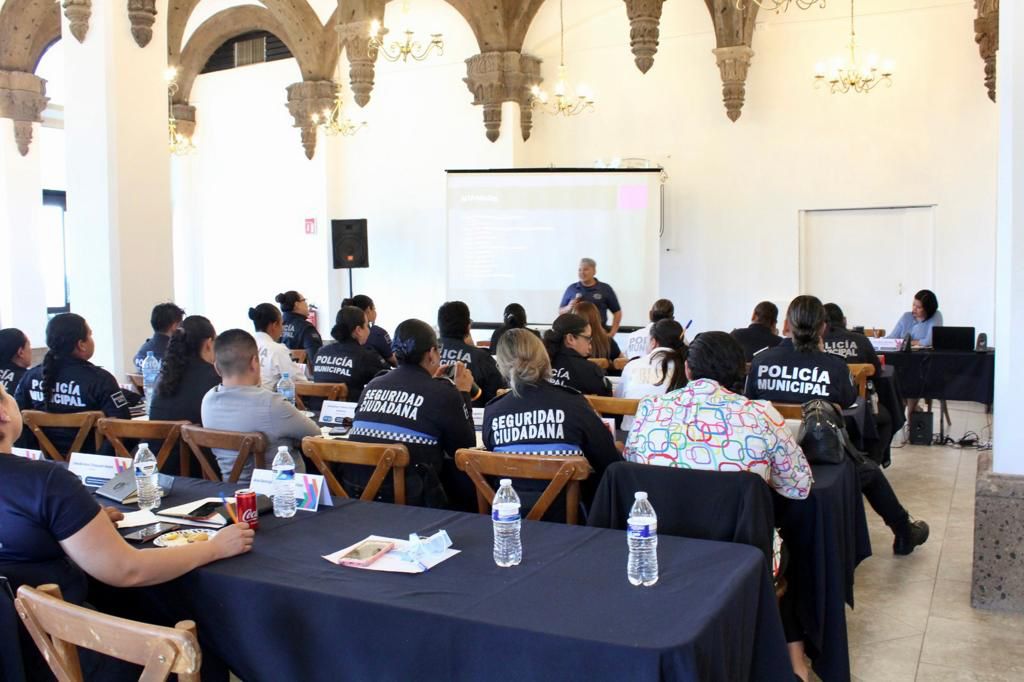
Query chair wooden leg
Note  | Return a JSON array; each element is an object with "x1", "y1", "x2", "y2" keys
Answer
[{"x1": 393, "y1": 466, "x2": 406, "y2": 505}]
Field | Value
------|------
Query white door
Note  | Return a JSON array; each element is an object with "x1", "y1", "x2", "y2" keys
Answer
[{"x1": 799, "y1": 206, "x2": 934, "y2": 331}]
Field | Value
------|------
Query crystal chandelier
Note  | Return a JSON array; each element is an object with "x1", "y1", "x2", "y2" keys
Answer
[
  {"x1": 164, "y1": 67, "x2": 195, "y2": 155},
  {"x1": 311, "y1": 83, "x2": 366, "y2": 137},
  {"x1": 368, "y1": 0, "x2": 443, "y2": 63},
  {"x1": 735, "y1": 0, "x2": 826, "y2": 11},
  {"x1": 530, "y1": 0, "x2": 595, "y2": 117},
  {"x1": 814, "y1": 0, "x2": 894, "y2": 94}
]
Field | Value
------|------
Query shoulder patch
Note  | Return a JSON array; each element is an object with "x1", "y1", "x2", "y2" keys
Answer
[{"x1": 111, "y1": 391, "x2": 128, "y2": 409}]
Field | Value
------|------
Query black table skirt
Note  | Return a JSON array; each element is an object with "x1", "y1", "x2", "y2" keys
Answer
[
  {"x1": 775, "y1": 460, "x2": 871, "y2": 682},
  {"x1": 97, "y1": 478, "x2": 792, "y2": 682},
  {"x1": 881, "y1": 350, "x2": 995, "y2": 404}
]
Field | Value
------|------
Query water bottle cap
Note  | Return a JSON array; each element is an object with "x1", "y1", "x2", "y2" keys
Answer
[
  {"x1": 278, "y1": 446, "x2": 289, "y2": 453},
  {"x1": 634, "y1": 491, "x2": 648, "y2": 500},
  {"x1": 499, "y1": 478, "x2": 512, "y2": 487},
  {"x1": 139, "y1": 442, "x2": 149, "y2": 449},
  {"x1": 282, "y1": 372, "x2": 290, "y2": 379},
  {"x1": 146, "y1": 351, "x2": 154, "y2": 357}
]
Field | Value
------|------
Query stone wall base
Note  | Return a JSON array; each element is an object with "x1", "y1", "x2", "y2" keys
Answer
[{"x1": 972, "y1": 451, "x2": 1024, "y2": 612}]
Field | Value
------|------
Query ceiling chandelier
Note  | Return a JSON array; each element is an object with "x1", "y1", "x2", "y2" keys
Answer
[
  {"x1": 530, "y1": 0, "x2": 595, "y2": 117},
  {"x1": 368, "y1": 0, "x2": 443, "y2": 63},
  {"x1": 735, "y1": 0, "x2": 826, "y2": 11},
  {"x1": 814, "y1": 0, "x2": 894, "y2": 94},
  {"x1": 311, "y1": 77, "x2": 366, "y2": 137},
  {"x1": 164, "y1": 67, "x2": 195, "y2": 156}
]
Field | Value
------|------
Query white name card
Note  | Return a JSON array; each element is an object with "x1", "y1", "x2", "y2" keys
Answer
[
  {"x1": 472, "y1": 407, "x2": 485, "y2": 430},
  {"x1": 68, "y1": 453, "x2": 132, "y2": 488},
  {"x1": 249, "y1": 469, "x2": 333, "y2": 512},
  {"x1": 319, "y1": 400, "x2": 358, "y2": 424},
  {"x1": 11, "y1": 447, "x2": 44, "y2": 461}
]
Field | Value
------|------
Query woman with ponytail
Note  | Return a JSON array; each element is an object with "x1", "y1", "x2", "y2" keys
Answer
[
  {"x1": 488, "y1": 303, "x2": 539, "y2": 354},
  {"x1": 0, "y1": 328, "x2": 31, "y2": 393},
  {"x1": 15, "y1": 313, "x2": 131, "y2": 454},
  {"x1": 617, "y1": 319, "x2": 688, "y2": 430},
  {"x1": 276, "y1": 290, "x2": 322, "y2": 362},
  {"x1": 543, "y1": 313, "x2": 611, "y2": 396},
  {"x1": 311, "y1": 306, "x2": 388, "y2": 404},
  {"x1": 249, "y1": 302, "x2": 305, "y2": 391},
  {"x1": 149, "y1": 316, "x2": 220, "y2": 426}
]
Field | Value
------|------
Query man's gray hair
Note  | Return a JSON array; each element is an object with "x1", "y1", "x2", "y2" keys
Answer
[{"x1": 579, "y1": 257, "x2": 596, "y2": 268}]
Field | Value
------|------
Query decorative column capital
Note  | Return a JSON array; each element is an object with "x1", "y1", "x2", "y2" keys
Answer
[
  {"x1": 171, "y1": 103, "x2": 196, "y2": 140},
  {"x1": 712, "y1": 45, "x2": 754, "y2": 122},
  {"x1": 623, "y1": 0, "x2": 666, "y2": 74},
  {"x1": 463, "y1": 52, "x2": 542, "y2": 142},
  {"x1": 63, "y1": 0, "x2": 92, "y2": 43},
  {"x1": 285, "y1": 80, "x2": 335, "y2": 160},
  {"x1": 337, "y1": 21, "x2": 379, "y2": 108},
  {"x1": 127, "y1": 0, "x2": 158, "y2": 48},
  {"x1": 974, "y1": 0, "x2": 999, "y2": 102},
  {"x1": 0, "y1": 71, "x2": 49, "y2": 156}
]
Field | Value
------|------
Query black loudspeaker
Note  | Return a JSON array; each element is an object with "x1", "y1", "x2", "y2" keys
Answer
[
  {"x1": 909, "y1": 412, "x2": 933, "y2": 445},
  {"x1": 976, "y1": 332, "x2": 988, "y2": 352},
  {"x1": 331, "y1": 219, "x2": 369, "y2": 269}
]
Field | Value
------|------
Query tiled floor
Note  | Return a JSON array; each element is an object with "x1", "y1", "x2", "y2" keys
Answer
[{"x1": 838, "y1": 438, "x2": 1024, "y2": 681}]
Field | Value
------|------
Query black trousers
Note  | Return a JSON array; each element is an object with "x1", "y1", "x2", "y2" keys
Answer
[
  {"x1": 868, "y1": 403, "x2": 894, "y2": 467},
  {"x1": 858, "y1": 458, "x2": 909, "y2": 533}
]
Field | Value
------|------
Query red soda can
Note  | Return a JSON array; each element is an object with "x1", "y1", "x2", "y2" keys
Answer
[{"x1": 235, "y1": 489, "x2": 259, "y2": 530}]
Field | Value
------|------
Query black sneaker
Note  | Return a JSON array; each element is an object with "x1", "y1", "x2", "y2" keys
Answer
[{"x1": 893, "y1": 519, "x2": 930, "y2": 555}]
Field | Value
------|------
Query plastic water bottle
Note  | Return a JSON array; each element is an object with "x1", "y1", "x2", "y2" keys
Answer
[
  {"x1": 627, "y1": 491, "x2": 658, "y2": 586},
  {"x1": 141, "y1": 351, "x2": 160, "y2": 404},
  {"x1": 492, "y1": 479, "x2": 522, "y2": 567},
  {"x1": 272, "y1": 446, "x2": 296, "y2": 518},
  {"x1": 133, "y1": 442, "x2": 160, "y2": 511},
  {"x1": 276, "y1": 372, "x2": 296, "y2": 406}
]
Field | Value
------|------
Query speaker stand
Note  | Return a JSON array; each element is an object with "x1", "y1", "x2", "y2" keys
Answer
[{"x1": 347, "y1": 268, "x2": 354, "y2": 299}]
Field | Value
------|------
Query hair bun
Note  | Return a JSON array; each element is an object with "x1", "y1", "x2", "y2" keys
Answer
[
  {"x1": 247, "y1": 307, "x2": 257, "y2": 320},
  {"x1": 274, "y1": 293, "x2": 285, "y2": 304}
]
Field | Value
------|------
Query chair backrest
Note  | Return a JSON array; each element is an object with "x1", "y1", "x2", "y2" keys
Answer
[
  {"x1": 454, "y1": 449, "x2": 591, "y2": 524},
  {"x1": 612, "y1": 357, "x2": 628, "y2": 371},
  {"x1": 289, "y1": 349, "x2": 307, "y2": 365},
  {"x1": 15, "y1": 584, "x2": 201, "y2": 682},
  {"x1": 770, "y1": 402, "x2": 804, "y2": 420},
  {"x1": 862, "y1": 328, "x2": 885, "y2": 338},
  {"x1": 96, "y1": 418, "x2": 189, "y2": 471},
  {"x1": 475, "y1": 340, "x2": 490, "y2": 349},
  {"x1": 301, "y1": 437, "x2": 410, "y2": 504},
  {"x1": 588, "y1": 461, "x2": 776, "y2": 567},
  {"x1": 179, "y1": 425, "x2": 267, "y2": 482},
  {"x1": 125, "y1": 374, "x2": 144, "y2": 393},
  {"x1": 584, "y1": 395, "x2": 640, "y2": 418},
  {"x1": 294, "y1": 382, "x2": 349, "y2": 411},
  {"x1": 588, "y1": 357, "x2": 609, "y2": 370},
  {"x1": 847, "y1": 363, "x2": 876, "y2": 399},
  {"x1": 20, "y1": 411, "x2": 104, "y2": 462}
]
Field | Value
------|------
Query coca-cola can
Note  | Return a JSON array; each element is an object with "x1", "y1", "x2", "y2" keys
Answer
[{"x1": 235, "y1": 489, "x2": 259, "y2": 530}]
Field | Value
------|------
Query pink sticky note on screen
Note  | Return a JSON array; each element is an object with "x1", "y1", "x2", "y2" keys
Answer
[{"x1": 618, "y1": 185, "x2": 648, "y2": 210}]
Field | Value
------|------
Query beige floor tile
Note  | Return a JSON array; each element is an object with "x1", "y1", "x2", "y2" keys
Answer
[
  {"x1": 929, "y1": 580, "x2": 1024, "y2": 632},
  {"x1": 920, "y1": 616, "x2": 1024, "y2": 676},
  {"x1": 847, "y1": 602, "x2": 926, "y2": 645},
  {"x1": 849, "y1": 633, "x2": 923, "y2": 682},
  {"x1": 916, "y1": 662, "x2": 1017, "y2": 681},
  {"x1": 859, "y1": 578, "x2": 936, "y2": 630}
]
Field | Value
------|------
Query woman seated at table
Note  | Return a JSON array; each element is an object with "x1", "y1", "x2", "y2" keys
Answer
[
  {"x1": 572, "y1": 301, "x2": 622, "y2": 362},
  {"x1": 488, "y1": 303, "x2": 540, "y2": 354},
  {"x1": 14, "y1": 313, "x2": 131, "y2": 454},
  {"x1": 616, "y1": 319, "x2": 687, "y2": 430},
  {"x1": 249, "y1": 303, "x2": 307, "y2": 391},
  {"x1": 485, "y1": 329, "x2": 621, "y2": 519},
  {"x1": 622, "y1": 331, "x2": 812, "y2": 679},
  {"x1": 543, "y1": 313, "x2": 611, "y2": 397},
  {"x1": 276, "y1": 290, "x2": 322, "y2": 363},
  {"x1": 887, "y1": 288, "x2": 942, "y2": 348},
  {"x1": 312, "y1": 305, "x2": 389, "y2": 404},
  {"x1": 348, "y1": 319, "x2": 476, "y2": 508},
  {"x1": 0, "y1": 327, "x2": 31, "y2": 394},
  {"x1": 0, "y1": 382, "x2": 253, "y2": 676},
  {"x1": 342, "y1": 294, "x2": 396, "y2": 367},
  {"x1": 149, "y1": 315, "x2": 220, "y2": 426}
]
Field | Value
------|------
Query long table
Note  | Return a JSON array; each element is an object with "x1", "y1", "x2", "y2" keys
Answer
[
  {"x1": 881, "y1": 349, "x2": 995, "y2": 404},
  {"x1": 99, "y1": 478, "x2": 792, "y2": 682}
]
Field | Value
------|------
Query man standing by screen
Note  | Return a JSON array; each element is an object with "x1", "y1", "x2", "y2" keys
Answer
[{"x1": 559, "y1": 258, "x2": 622, "y2": 336}]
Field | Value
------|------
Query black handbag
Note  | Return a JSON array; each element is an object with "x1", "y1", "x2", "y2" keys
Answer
[{"x1": 798, "y1": 399, "x2": 866, "y2": 465}]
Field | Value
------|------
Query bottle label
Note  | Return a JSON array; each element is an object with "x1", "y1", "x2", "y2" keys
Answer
[
  {"x1": 276, "y1": 469, "x2": 295, "y2": 482},
  {"x1": 492, "y1": 503, "x2": 520, "y2": 522},
  {"x1": 627, "y1": 518, "x2": 657, "y2": 538}
]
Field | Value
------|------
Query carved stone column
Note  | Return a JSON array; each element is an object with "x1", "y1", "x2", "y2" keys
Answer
[
  {"x1": 338, "y1": 21, "x2": 379, "y2": 108},
  {"x1": 975, "y1": 0, "x2": 999, "y2": 102},
  {"x1": 127, "y1": 0, "x2": 158, "y2": 48},
  {"x1": 171, "y1": 103, "x2": 196, "y2": 140},
  {"x1": 63, "y1": 0, "x2": 92, "y2": 43},
  {"x1": 0, "y1": 71, "x2": 49, "y2": 156},
  {"x1": 713, "y1": 46, "x2": 754, "y2": 122},
  {"x1": 464, "y1": 52, "x2": 542, "y2": 142},
  {"x1": 516, "y1": 55, "x2": 541, "y2": 141},
  {"x1": 286, "y1": 81, "x2": 335, "y2": 159},
  {"x1": 623, "y1": 0, "x2": 666, "y2": 74}
]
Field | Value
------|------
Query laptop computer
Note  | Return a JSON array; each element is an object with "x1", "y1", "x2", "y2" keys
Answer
[{"x1": 932, "y1": 326, "x2": 975, "y2": 352}]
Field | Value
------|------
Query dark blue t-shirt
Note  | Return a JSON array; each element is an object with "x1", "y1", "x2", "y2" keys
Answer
[
  {"x1": 366, "y1": 324, "x2": 394, "y2": 364},
  {"x1": 133, "y1": 333, "x2": 171, "y2": 371},
  {"x1": 559, "y1": 279, "x2": 621, "y2": 326}
]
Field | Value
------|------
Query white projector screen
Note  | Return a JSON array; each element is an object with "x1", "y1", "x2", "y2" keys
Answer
[{"x1": 446, "y1": 170, "x2": 662, "y2": 328}]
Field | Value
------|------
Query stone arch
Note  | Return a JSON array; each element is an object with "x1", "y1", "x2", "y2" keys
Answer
[
  {"x1": 442, "y1": 0, "x2": 546, "y2": 53},
  {"x1": 0, "y1": 0, "x2": 60, "y2": 72}
]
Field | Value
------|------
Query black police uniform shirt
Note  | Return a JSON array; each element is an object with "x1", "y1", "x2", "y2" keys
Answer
[
  {"x1": 559, "y1": 279, "x2": 621, "y2": 327},
  {"x1": 549, "y1": 347, "x2": 612, "y2": 396},
  {"x1": 0, "y1": 360, "x2": 26, "y2": 394},
  {"x1": 149, "y1": 357, "x2": 221, "y2": 426},
  {"x1": 746, "y1": 344, "x2": 856, "y2": 408},
  {"x1": 438, "y1": 336, "x2": 505, "y2": 406},
  {"x1": 15, "y1": 357, "x2": 132, "y2": 453},
  {"x1": 133, "y1": 333, "x2": 171, "y2": 370},
  {"x1": 366, "y1": 324, "x2": 394, "y2": 363},
  {"x1": 823, "y1": 325, "x2": 882, "y2": 375},
  {"x1": 280, "y1": 311, "x2": 323, "y2": 361},
  {"x1": 730, "y1": 323, "x2": 783, "y2": 362},
  {"x1": 312, "y1": 339, "x2": 388, "y2": 404}
]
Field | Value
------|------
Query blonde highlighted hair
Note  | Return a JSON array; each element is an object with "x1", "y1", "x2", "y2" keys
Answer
[{"x1": 495, "y1": 328, "x2": 552, "y2": 397}]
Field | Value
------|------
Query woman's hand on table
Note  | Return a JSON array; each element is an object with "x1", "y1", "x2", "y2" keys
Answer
[{"x1": 213, "y1": 523, "x2": 255, "y2": 559}]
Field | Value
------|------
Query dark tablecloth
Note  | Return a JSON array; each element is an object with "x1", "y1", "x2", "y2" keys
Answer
[
  {"x1": 775, "y1": 460, "x2": 872, "y2": 682},
  {"x1": 881, "y1": 350, "x2": 994, "y2": 404},
  {"x1": 875, "y1": 367, "x2": 906, "y2": 433},
  {"x1": 98, "y1": 478, "x2": 792, "y2": 682}
]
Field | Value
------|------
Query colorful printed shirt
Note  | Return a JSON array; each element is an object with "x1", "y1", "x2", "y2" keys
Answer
[{"x1": 623, "y1": 378, "x2": 812, "y2": 499}]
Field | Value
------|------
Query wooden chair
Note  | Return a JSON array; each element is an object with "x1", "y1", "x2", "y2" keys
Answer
[
  {"x1": 301, "y1": 437, "x2": 410, "y2": 504},
  {"x1": 20, "y1": 411, "x2": 103, "y2": 462},
  {"x1": 294, "y1": 382, "x2": 349, "y2": 411},
  {"x1": 475, "y1": 340, "x2": 490, "y2": 349},
  {"x1": 584, "y1": 395, "x2": 640, "y2": 418},
  {"x1": 771, "y1": 403, "x2": 804, "y2": 420},
  {"x1": 848, "y1": 363, "x2": 876, "y2": 399},
  {"x1": 180, "y1": 425, "x2": 267, "y2": 482},
  {"x1": 14, "y1": 584, "x2": 201, "y2": 682},
  {"x1": 862, "y1": 328, "x2": 885, "y2": 338},
  {"x1": 125, "y1": 373, "x2": 144, "y2": 393},
  {"x1": 588, "y1": 357, "x2": 610, "y2": 370},
  {"x1": 289, "y1": 349, "x2": 307, "y2": 365},
  {"x1": 96, "y1": 418, "x2": 188, "y2": 472},
  {"x1": 612, "y1": 357, "x2": 629, "y2": 371},
  {"x1": 454, "y1": 448, "x2": 591, "y2": 524}
]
